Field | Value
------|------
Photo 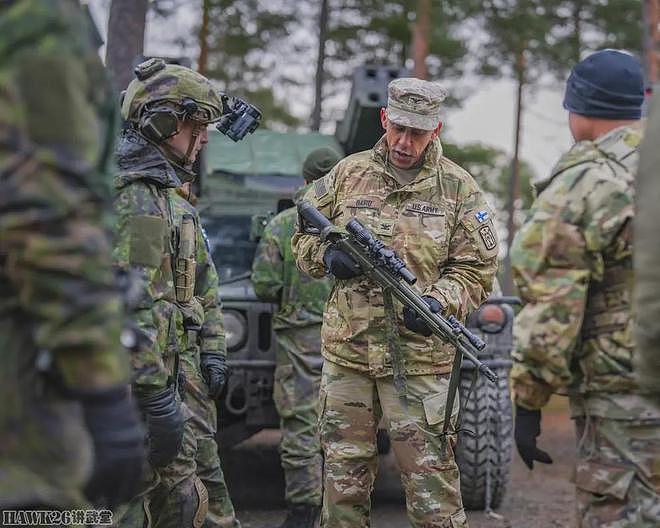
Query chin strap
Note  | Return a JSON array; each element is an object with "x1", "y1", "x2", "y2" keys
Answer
[{"x1": 156, "y1": 121, "x2": 205, "y2": 182}]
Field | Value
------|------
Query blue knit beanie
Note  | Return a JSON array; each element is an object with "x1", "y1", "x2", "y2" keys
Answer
[{"x1": 563, "y1": 49, "x2": 644, "y2": 120}]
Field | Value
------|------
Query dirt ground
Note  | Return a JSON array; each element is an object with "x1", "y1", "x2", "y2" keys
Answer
[{"x1": 222, "y1": 396, "x2": 576, "y2": 528}]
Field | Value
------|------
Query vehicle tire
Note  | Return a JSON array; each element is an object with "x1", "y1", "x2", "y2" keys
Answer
[{"x1": 455, "y1": 366, "x2": 513, "y2": 510}]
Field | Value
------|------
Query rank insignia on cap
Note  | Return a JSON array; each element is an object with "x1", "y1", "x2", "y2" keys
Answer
[{"x1": 475, "y1": 210, "x2": 489, "y2": 223}]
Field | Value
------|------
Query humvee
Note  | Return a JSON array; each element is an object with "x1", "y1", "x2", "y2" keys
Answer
[{"x1": 198, "y1": 66, "x2": 518, "y2": 511}]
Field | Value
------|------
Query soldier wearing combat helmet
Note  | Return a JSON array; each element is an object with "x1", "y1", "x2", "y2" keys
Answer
[
  {"x1": 292, "y1": 78, "x2": 498, "y2": 527},
  {"x1": 113, "y1": 59, "x2": 241, "y2": 528},
  {"x1": 0, "y1": 0, "x2": 145, "y2": 513},
  {"x1": 511, "y1": 49, "x2": 660, "y2": 525}
]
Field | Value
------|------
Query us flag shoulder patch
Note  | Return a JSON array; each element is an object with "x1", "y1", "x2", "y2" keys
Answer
[{"x1": 314, "y1": 176, "x2": 329, "y2": 200}]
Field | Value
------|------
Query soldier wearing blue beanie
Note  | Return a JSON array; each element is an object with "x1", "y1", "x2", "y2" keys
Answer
[
  {"x1": 511, "y1": 48, "x2": 659, "y2": 527},
  {"x1": 563, "y1": 49, "x2": 644, "y2": 120}
]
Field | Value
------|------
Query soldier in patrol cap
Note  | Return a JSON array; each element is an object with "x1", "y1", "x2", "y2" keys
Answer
[
  {"x1": 252, "y1": 147, "x2": 340, "y2": 528},
  {"x1": 511, "y1": 49, "x2": 660, "y2": 525},
  {"x1": 292, "y1": 78, "x2": 498, "y2": 527},
  {"x1": 113, "y1": 59, "x2": 239, "y2": 528}
]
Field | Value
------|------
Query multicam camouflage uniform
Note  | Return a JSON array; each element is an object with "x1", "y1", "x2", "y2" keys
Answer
[
  {"x1": 292, "y1": 136, "x2": 498, "y2": 527},
  {"x1": 252, "y1": 187, "x2": 333, "y2": 509},
  {"x1": 511, "y1": 124, "x2": 660, "y2": 526},
  {"x1": 172, "y1": 190, "x2": 240, "y2": 528},
  {"x1": 0, "y1": 0, "x2": 132, "y2": 509}
]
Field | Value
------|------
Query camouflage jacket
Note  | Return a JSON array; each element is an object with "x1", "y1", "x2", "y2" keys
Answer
[
  {"x1": 292, "y1": 137, "x2": 498, "y2": 377},
  {"x1": 252, "y1": 188, "x2": 333, "y2": 330},
  {"x1": 0, "y1": 0, "x2": 126, "y2": 392},
  {"x1": 511, "y1": 124, "x2": 649, "y2": 418},
  {"x1": 113, "y1": 129, "x2": 193, "y2": 393},
  {"x1": 0, "y1": 0, "x2": 128, "y2": 507},
  {"x1": 171, "y1": 191, "x2": 227, "y2": 358}
]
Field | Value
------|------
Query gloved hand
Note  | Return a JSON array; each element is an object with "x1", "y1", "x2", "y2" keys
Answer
[
  {"x1": 201, "y1": 353, "x2": 230, "y2": 400},
  {"x1": 80, "y1": 386, "x2": 146, "y2": 507},
  {"x1": 323, "y1": 245, "x2": 362, "y2": 280},
  {"x1": 403, "y1": 295, "x2": 442, "y2": 337},
  {"x1": 515, "y1": 405, "x2": 553, "y2": 470},
  {"x1": 138, "y1": 386, "x2": 185, "y2": 468}
]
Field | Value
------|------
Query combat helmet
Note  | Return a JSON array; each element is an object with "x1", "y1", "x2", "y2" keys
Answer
[{"x1": 121, "y1": 58, "x2": 225, "y2": 178}]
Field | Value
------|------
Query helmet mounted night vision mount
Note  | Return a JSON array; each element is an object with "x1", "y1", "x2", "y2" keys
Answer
[{"x1": 216, "y1": 95, "x2": 262, "y2": 142}]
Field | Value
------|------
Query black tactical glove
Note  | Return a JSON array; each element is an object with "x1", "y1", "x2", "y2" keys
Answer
[
  {"x1": 201, "y1": 353, "x2": 230, "y2": 400},
  {"x1": 138, "y1": 386, "x2": 185, "y2": 468},
  {"x1": 514, "y1": 405, "x2": 553, "y2": 470},
  {"x1": 80, "y1": 386, "x2": 146, "y2": 507},
  {"x1": 323, "y1": 245, "x2": 362, "y2": 280},
  {"x1": 403, "y1": 295, "x2": 442, "y2": 337}
]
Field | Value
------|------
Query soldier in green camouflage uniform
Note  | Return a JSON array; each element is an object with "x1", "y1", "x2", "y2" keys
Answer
[
  {"x1": 292, "y1": 78, "x2": 498, "y2": 528},
  {"x1": 0, "y1": 0, "x2": 145, "y2": 512},
  {"x1": 252, "y1": 147, "x2": 340, "y2": 528},
  {"x1": 172, "y1": 187, "x2": 240, "y2": 528},
  {"x1": 511, "y1": 50, "x2": 660, "y2": 526},
  {"x1": 113, "y1": 59, "x2": 231, "y2": 528}
]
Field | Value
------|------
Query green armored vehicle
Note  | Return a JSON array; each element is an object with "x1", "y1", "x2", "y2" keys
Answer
[{"x1": 199, "y1": 66, "x2": 517, "y2": 512}]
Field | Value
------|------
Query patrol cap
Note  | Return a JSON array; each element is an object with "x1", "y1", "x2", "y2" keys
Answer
[
  {"x1": 302, "y1": 147, "x2": 342, "y2": 182},
  {"x1": 386, "y1": 78, "x2": 447, "y2": 131},
  {"x1": 563, "y1": 49, "x2": 644, "y2": 120}
]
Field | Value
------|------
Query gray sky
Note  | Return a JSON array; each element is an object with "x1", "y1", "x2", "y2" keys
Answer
[{"x1": 89, "y1": 0, "x2": 573, "y2": 180}]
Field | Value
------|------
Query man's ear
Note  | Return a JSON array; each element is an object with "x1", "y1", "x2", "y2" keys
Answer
[
  {"x1": 431, "y1": 121, "x2": 443, "y2": 139},
  {"x1": 380, "y1": 108, "x2": 388, "y2": 131}
]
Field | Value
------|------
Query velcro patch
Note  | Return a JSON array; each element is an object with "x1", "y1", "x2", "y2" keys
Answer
[
  {"x1": 314, "y1": 176, "x2": 329, "y2": 200},
  {"x1": 405, "y1": 201, "x2": 444, "y2": 216},
  {"x1": 478, "y1": 225, "x2": 497, "y2": 251},
  {"x1": 129, "y1": 215, "x2": 166, "y2": 267}
]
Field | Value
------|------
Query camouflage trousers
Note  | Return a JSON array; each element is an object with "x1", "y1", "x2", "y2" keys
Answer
[
  {"x1": 179, "y1": 353, "x2": 240, "y2": 528},
  {"x1": 319, "y1": 360, "x2": 468, "y2": 528},
  {"x1": 115, "y1": 417, "x2": 208, "y2": 528},
  {"x1": 574, "y1": 415, "x2": 660, "y2": 527},
  {"x1": 273, "y1": 326, "x2": 324, "y2": 507}
]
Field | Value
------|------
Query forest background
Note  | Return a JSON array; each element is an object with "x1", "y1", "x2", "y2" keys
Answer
[{"x1": 91, "y1": 0, "x2": 646, "y2": 290}]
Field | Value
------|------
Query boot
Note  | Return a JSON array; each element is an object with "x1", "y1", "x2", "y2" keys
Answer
[{"x1": 268, "y1": 503, "x2": 320, "y2": 528}]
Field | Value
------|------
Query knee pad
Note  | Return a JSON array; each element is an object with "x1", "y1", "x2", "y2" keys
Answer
[{"x1": 192, "y1": 476, "x2": 209, "y2": 528}]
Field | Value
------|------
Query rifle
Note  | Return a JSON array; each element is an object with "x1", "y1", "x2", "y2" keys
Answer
[{"x1": 298, "y1": 200, "x2": 497, "y2": 438}]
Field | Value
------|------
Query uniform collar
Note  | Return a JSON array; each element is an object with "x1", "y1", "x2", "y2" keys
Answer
[
  {"x1": 114, "y1": 129, "x2": 184, "y2": 190},
  {"x1": 537, "y1": 123, "x2": 642, "y2": 193}
]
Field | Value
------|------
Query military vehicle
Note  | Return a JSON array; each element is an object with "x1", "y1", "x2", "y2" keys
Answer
[{"x1": 198, "y1": 65, "x2": 517, "y2": 511}]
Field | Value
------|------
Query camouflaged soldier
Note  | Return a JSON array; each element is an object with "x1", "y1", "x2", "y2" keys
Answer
[
  {"x1": 172, "y1": 187, "x2": 241, "y2": 528},
  {"x1": 511, "y1": 50, "x2": 660, "y2": 526},
  {"x1": 0, "y1": 0, "x2": 145, "y2": 512},
  {"x1": 252, "y1": 147, "x2": 340, "y2": 528},
  {"x1": 292, "y1": 78, "x2": 498, "y2": 528},
  {"x1": 113, "y1": 59, "x2": 230, "y2": 528}
]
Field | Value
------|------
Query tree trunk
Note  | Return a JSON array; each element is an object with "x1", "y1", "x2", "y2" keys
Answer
[
  {"x1": 412, "y1": 0, "x2": 431, "y2": 79},
  {"x1": 503, "y1": 47, "x2": 525, "y2": 294},
  {"x1": 311, "y1": 0, "x2": 330, "y2": 131},
  {"x1": 198, "y1": 0, "x2": 211, "y2": 75},
  {"x1": 105, "y1": 0, "x2": 149, "y2": 93},
  {"x1": 643, "y1": 0, "x2": 660, "y2": 86}
]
